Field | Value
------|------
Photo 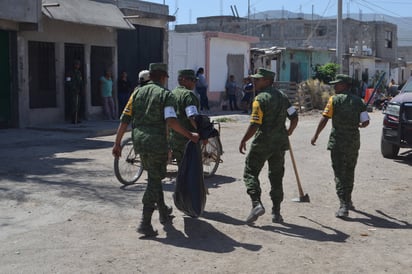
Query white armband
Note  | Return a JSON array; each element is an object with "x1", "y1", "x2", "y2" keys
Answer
[
  {"x1": 360, "y1": 111, "x2": 370, "y2": 123},
  {"x1": 164, "y1": 106, "x2": 177, "y2": 119},
  {"x1": 287, "y1": 106, "x2": 297, "y2": 116},
  {"x1": 185, "y1": 105, "x2": 199, "y2": 117}
]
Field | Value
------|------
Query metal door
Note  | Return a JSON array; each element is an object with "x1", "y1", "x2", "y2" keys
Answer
[
  {"x1": 117, "y1": 25, "x2": 164, "y2": 87},
  {"x1": 0, "y1": 30, "x2": 11, "y2": 128}
]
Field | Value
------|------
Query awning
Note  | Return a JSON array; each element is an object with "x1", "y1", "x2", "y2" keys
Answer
[{"x1": 42, "y1": 0, "x2": 134, "y2": 30}]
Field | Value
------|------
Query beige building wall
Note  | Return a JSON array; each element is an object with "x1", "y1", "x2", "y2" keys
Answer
[{"x1": 17, "y1": 18, "x2": 117, "y2": 126}]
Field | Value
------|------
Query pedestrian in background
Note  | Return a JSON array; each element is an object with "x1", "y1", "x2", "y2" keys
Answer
[
  {"x1": 239, "y1": 68, "x2": 298, "y2": 224},
  {"x1": 169, "y1": 69, "x2": 200, "y2": 166},
  {"x1": 65, "y1": 60, "x2": 84, "y2": 124},
  {"x1": 195, "y1": 67, "x2": 210, "y2": 111},
  {"x1": 112, "y1": 63, "x2": 199, "y2": 237},
  {"x1": 117, "y1": 71, "x2": 132, "y2": 115},
  {"x1": 100, "y1": 68, "x2": 116, "y2": 120},
  {"x1": 311, "y1": 74, "x2": 370, "y2": 219},
  {"x1": 241, "y1": 76, "x2": 254, "y2": 114},
  {"x1": 360, "y1": 79, "x2": 368, "y2": 98},
  {"x1": 138, "y1": 69, "x2": 150, "y2": 87},
  {"x1": 225, "y1": 74, "x2": 240, "y2": 111}
]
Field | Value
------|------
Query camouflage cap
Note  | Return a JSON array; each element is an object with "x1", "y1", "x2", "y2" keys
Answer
[
  {"x1": 178, "y1": 69, "x2": 196, "y2": 79},
  {"x1": 149, "y1": 63, "x2": 168, "y2": 73},
  {"x1": 250, "y1": 68, "x2": 276, "y2": 79},
  {"x1": 329, "y1": 74, "x2": 352, "y2": 85}
]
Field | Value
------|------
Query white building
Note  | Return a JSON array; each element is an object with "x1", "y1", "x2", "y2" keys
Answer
[{"x1": 168, "y1": 31, "x2": 259, "y2": 108}]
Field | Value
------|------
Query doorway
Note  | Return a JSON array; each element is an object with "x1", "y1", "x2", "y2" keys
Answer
[
  {"x1": 64, "y1": 43, "x2": 85, "y2": 121},
  {"x1": 90, "y1": 46, "x2": 113, "y2": 107},
  {"x1": 0, "y1": 30, "x2": 11, "y2": 128}
]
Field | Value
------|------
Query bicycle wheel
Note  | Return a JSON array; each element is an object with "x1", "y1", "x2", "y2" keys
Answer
[
  {"x1": 113, "y1": 137, "x2": 144, "y2": 185},
  {"x1": 201, "y1": 136, "x2": 222, "y2": 177}
]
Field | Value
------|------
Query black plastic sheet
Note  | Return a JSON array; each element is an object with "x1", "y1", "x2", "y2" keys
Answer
[
  {"x1": 173, "y1": 141, "x2": 206, "y2": 217},
  {"x1": 194, "y1": 114, "x2": 219, "y2": 140}
]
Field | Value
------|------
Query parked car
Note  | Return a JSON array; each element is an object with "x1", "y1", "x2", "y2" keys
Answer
[{"x1": 381, "y1": 77, "x2": 412, "y2": 158}]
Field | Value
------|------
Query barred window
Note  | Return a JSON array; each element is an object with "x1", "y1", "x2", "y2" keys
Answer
[{"x1": 28, "y1": 41, "x2": 56, "y2": 108}]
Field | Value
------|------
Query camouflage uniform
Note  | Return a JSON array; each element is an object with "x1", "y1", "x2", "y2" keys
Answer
[
  {"x1": 121, "y1": 80, "x2": 175, "y2": 209},
  {"x1": 169, "y1": 85, "x2": 199, "y2": 165},
  {"x1": 322, "y1": 91, "x2": 367, "y2": 209},
  {"x1": 244, "y1": 85, "x2": 298, "y2": 214},
  {"x1": 66, "y1": 68, "x2": 83, "y2": 123}
]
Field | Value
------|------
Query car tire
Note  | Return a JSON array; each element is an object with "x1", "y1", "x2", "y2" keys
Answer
[{"x1": 381, "y1": 135, "x2": 400, "y2": 159}]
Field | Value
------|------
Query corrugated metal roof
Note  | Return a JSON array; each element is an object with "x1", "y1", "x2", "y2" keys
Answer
[{"x1": 42, "y1": 0, "x2": 134, "y2": 29}]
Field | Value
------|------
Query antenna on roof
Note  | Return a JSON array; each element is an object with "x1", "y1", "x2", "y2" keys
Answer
[
  {"x1": 230, "y1": 5, "x2": 236, "y2": 17},
  {"x1": 234, "y1": 5, "x2": 240, "y2": 18}
]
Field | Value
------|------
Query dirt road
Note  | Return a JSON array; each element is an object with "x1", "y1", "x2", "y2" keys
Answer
[{"x1": 1, "y1": 111, "x2": 411, "y2": 273}]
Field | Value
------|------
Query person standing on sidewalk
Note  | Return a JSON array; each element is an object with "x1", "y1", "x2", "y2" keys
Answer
[
  {"x1": 169, "y1": 69, "x2": 200, "y2": 166},
  {"x1": 195, "y1": 67, "x2": 210, "y2": 111},
  {"x1": 239, "y1": 68, "x2": 298, "y2": 224},
  {"x1": 225, "y1": 74, "x2": 240, "y2": 111},
  {"x1": 65, "y1": 60, "x2": 84, "y2": 124},
  {"x1": 112, "y1": 63, "x2": 199, "y2": 237},
  {"x1": 117, "y1": 71, "x2": 132, "y2": 116},
  {"x1": 100, "y1": 69, "x2": 116, "y2": 120},
  {"x1": 311, "y1": 74, "x2": 370, "y2": 219}
]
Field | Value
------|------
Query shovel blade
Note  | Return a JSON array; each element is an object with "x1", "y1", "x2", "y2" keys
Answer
[{"x1": 291, "y1": 194, "x2": 310, "y2": 203}]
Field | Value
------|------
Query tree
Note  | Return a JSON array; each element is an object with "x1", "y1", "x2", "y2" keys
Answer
[{"x1": 314, "y1": 63, "x2": 340, "y2": 84}]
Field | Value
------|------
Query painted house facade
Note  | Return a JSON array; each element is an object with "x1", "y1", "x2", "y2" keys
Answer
[
  {"x1": 168, "y1": 31, "x2": 259, "y2": 108},
  {"x1": 0, "y1": 0, "x2": 172, "y2": 128}
]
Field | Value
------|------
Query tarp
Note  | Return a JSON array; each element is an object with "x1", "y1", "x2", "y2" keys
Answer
[
  {"x1": 173, "y1": 141, "x2": 206, "y2": 218},
  {"x1": 42, "y1": 0, "x2": 134, "y2": 29}
]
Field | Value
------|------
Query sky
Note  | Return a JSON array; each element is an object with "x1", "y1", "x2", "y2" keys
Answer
[{"x1": 148, "y1": 0, "x2": 412, "y2": 25}]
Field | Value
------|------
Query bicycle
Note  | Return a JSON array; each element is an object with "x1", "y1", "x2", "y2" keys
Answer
[{"x1": 114, "y1": 119, "x2": 223, "y2": 186}]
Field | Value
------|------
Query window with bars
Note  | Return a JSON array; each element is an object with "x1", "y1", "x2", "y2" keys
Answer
[
  {"x1": 28, "y1": 41, "x2": 56, "y2": 108},
  {"x1": 385, "y1": 31, "x2": 392, "y2": 48}
]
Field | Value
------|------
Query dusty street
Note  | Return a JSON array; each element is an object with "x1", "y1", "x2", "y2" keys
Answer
[{"x1": 1, "y1": 110, "x2": 411, "y2": 273}]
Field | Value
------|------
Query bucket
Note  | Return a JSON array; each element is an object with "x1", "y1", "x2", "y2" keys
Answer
[{"x1": 364, "y1": 88, "x2": 375, "y2": 105}]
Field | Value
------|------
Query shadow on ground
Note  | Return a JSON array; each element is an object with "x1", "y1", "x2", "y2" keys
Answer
[{"x1": 151, "y1": 217, "x2": 262, "y2": 253}]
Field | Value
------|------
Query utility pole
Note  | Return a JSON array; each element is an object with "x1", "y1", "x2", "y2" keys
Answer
[
  {"x1": 336, "y1": 0, "x2": 343, "y2": 73},
  {"x1": 247, "y1": 0, "x2": 250, "y2": 35}
]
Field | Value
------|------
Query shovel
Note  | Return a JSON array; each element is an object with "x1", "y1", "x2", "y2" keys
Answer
[{"x1": 289, "y1": 139, "x2": 310, "y2": 203}]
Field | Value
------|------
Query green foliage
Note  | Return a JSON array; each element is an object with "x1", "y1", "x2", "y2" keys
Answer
[{"x1": 314, "y1": 63, "x2": 340, "y2": 84}]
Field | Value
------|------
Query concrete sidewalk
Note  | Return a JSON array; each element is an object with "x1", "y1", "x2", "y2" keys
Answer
[
  {"x1": 26, "y1": 119, "x2": 120, "y2": 137},
  {"x1": 1, "y1": 110, "x2": 250, "y2": 139}
]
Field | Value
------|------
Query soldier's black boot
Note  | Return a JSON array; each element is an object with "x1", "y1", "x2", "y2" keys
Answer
[
  {"x1": 159, "y1": 205, "x2": 173, "y2": 224},
  {"x1": 336, "y1": 195, "x2": 349, "y2": 218},
  {"x1": 271, "y1": 205, "x2": 283, "y2": 223},
  {"x1": 246, "y1": 200, "x2": 265, "y2": 224},
  {"x1": 347, "y1": 193, "x2": 355, "y2": 210},
  {"x1": 137, "y1": 206, "x2": 158, "y2": 237},
  {"x1": 157, "y1": 192, "x2": 174, "y2": 224}
]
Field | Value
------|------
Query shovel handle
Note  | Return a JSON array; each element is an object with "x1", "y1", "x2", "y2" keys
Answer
[{"x1": 289, "y1": 139, "x2": 305, "y2": 197}]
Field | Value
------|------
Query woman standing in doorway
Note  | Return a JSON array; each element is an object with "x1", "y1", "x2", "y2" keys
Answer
[{"x1": 100, "y1": 69, "x2": 116, "y2": 120}]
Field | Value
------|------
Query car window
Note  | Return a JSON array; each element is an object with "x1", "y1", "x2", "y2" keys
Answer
[{"x1": 402, "y1": 80, "x2": 412, "y2": 93}]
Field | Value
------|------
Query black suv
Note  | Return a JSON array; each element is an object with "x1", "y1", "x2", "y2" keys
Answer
[{"x1": 381, "y1": 77, "x2": 412, "y2": 158}]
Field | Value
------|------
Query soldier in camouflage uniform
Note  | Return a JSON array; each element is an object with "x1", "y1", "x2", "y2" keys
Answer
[
  {"x1": 112, "y1": 63, "x2": 199, "y2": 237},
  {"x1": 169, "y1": 69, "x2": 200, "y2": 166},
  {"x1": 311, "y1": 74, "x2": 370, "y2": 218},
  {"x1": 65, "y1": 60, "x2": 83, "y2": 124},
  {"x1": 239, "y1": 68, "x2": 298, "y2": 224}
]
